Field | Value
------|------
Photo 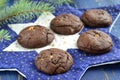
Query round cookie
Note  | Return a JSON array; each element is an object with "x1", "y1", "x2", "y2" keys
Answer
[
  {"x1": 50, "y1": 13, "x2": 83, "y2": 35},
  {"x1": 18, "y1": 25, "x2": 54, "y2": 48},
  {"x1": 77, "y1": 30, "x2": 113, "y2": 54},
  {"x1": 81, "y1": 9, "x2": 112, "y2": 27},
  {"x1": 35, "y1": 48, "x2": 73, "y2": 75}
]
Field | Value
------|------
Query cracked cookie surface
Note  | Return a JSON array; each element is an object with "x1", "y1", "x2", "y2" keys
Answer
[
  {"x1": 50, "y1": 13, "x2": 83, "y2": 35},
  {"x1": 81, "y1": 9, "x2": 112, "y2": 27},
  {"x1": 35, "y1": 48, "x2": 73, "y2": 75},
  {"x1": 77, "y1": 30, "x2": 113, "y2": 54},
  {"x1": 18, "y1": 25, "x2": 54, "y2": 48}
]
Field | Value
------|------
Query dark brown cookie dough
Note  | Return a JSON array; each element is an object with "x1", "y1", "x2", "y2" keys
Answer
[
  {"x1": 50, "y1": 13, "x2": 83, "y2": 35},
  {"x1": 18, "y1": 25, "x2": 54, "y2": 48},
  {"x1": 77, "y1": 30, "x2": 113, "y2": 54},
  {"x1": 35, "y1": 48, "x2": 73, "y2": 75},
  {"x1": 81, "y1": 9, "x2": 112, "y2": 27}
]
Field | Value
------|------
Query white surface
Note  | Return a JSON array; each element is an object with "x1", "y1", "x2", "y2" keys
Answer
[
  {"x1": 109, "y1": 12, "x2": 120, "y2": 33},
  {"x1": 4, "y1": 12, "x2": 80, "y2": 53}
]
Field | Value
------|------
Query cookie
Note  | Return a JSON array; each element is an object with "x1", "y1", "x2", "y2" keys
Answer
[
  {"x1": 81, "y1": 9, "x2": 112, "y2": 27},
  {"x1": 35, "y1": 48, "x2": 73, "y2": 75},
  {"x1": 18, "y1": 25, "x2": 54, "y2": 48},
  {"x1": 77, "y1": 30, "x2": 113, "y2": 54},
  {"x1": 50, "y1": 13, "x2": 83, "y2": 35}
]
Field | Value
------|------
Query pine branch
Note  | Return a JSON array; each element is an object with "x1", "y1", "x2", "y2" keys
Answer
[
  {"x1": 0, "y1": 0, "x2": 74, "y2": 26},
  {"x1": 0, "y1": 29, "x2": 11, "y2": 42},
  {"x1": 0, "y1": 0, "x2": 54, "y2": 25},
  {"x1": 0, "y1": 0, "x2": 7, "y2": 9}
]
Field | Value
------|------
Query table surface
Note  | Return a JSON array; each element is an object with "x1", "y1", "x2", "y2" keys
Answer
[{"x1": 1, "y1": 0, "x2": 120, "y2": 80}]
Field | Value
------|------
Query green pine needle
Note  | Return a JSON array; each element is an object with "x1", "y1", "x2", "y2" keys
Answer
[
  {"x1": 0, "y1": 0, "x2": 74, "y2": 25},
  {"x1": 0, "y1": 0, "x2": 7, "y2": 9},
  {"x1": 0, "y1": 0, "x2": 54, "y2": 25},
  {"x1": 0, "y1": 29, "x2": 11, "y2": 42}
]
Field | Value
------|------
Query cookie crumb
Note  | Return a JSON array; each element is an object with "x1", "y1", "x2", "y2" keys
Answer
[
  {"x1": 50, "y1": 55, "x2": 53, "y2": 58},
  {"x1": 28, "y1": 27, "x2": 34, "y2": 30},
  {"x1": 95, "y1": 34, "x2": 100, "y2": 38},
  {"x1": 51, "y1": 44, "x2": 54, "y2": 47}
]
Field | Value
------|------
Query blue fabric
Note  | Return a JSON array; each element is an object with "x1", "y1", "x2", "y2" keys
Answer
[{"x1": 1, "y1": 3, "x2": 120, "y2": 80}]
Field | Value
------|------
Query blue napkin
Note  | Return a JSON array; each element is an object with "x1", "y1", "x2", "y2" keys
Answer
[{"x1": 0, "y1": 3, "x2": 120, "y2": 80}]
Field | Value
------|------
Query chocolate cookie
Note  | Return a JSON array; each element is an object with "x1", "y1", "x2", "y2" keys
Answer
[
  {"x1": 18, "y1": 25, "x2": 54, "y2": 48},
  {"x1": 81, "y1": 9, "x2": 112, "y2": 27},
  {"x1": 35, "y1": 48, "x2": 73, "y2": 75},
  {"x1": 50, "y1": 13, "x2": 83, "y2": 35},
  {"x1": 77, "y1": 30, "x2": 113, "y2": 54}
]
